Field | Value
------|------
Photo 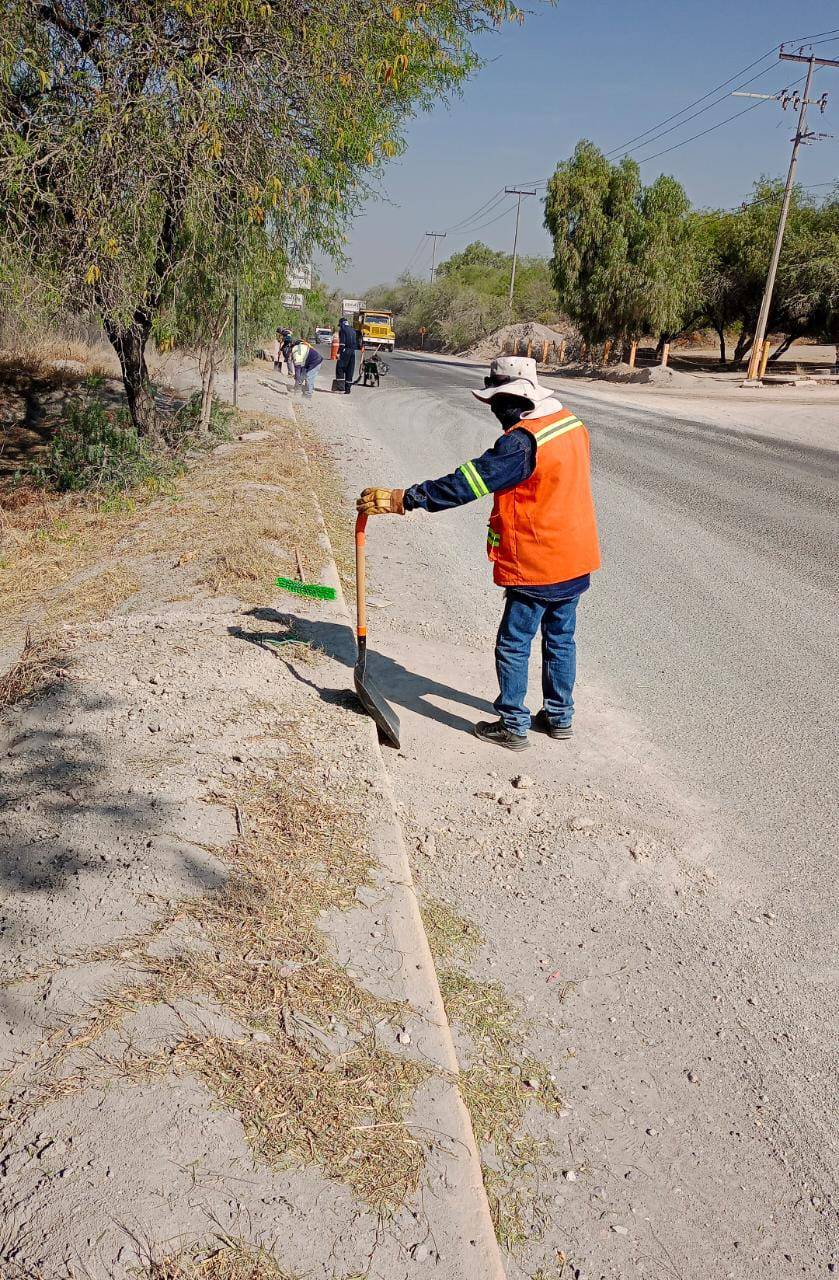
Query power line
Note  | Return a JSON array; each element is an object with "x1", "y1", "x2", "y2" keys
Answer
[
  {"x1": 604, "y1": 44, "x2": 783, "y2": 158},
  {"x1": 610, "y1": 63, "x2": 795, "y2": 160},
  {"x1": 441, "y1": 188, "x2": 508, "y2": 234},
  {"x1": 394, "y1": 27, "x2": 839, "y2": 273},
  {"x1": 605, "y1": 26, "x2": 839, "y2": 159},
  {"x1": 400, "y1": 233, "x2": 426, "y2": 277},
  {"x1": 447, "y1": 200, "x2": 517, "y2": 238},
  {"x1": 631, "y1": 73, "x2": 806, "y2": 164}
]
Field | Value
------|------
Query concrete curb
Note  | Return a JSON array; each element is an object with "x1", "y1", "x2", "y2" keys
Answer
[{"x1": 290, "y1": 405, "x2": 507, "y2": 1279}]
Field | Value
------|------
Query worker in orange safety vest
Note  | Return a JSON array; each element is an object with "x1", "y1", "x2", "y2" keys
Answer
[{"x1": 357, "y1": 356, "x2": 600, "y2": 750}]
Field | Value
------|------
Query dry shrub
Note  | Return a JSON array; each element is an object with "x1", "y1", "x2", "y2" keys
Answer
[
  {"x1": 0, "y1": 630, "x2": 63, "y2": 711},
  {"x1": 0, "y1": 416, "x2": 325, "y2": 645}
]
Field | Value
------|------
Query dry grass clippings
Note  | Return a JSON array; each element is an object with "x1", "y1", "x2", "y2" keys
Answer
[
  {"x1": 0, "y1": 629, "x2": 64, "y2": 712},
  {"x1": 140, "y1": 1238, "x2": 294, "y2": 1279},
  {"x1": 421, "y1": 898, "x2": 484, "y2": 964},
  {"x1": 0, "y1": 484, "x2": 140, "y2": 640},
  {"x1": 46, "y1": 563, "x2": 141, "y2": 628},
  {"x1": 6, "y1": 744, "x2": 429, "y2": 1216},
  {"x1": 141, "y1": 424, "x2": 327, "y2": 604},
  {"x1": 436, "y1": 968, "x2": 563, "y2": 1252}
]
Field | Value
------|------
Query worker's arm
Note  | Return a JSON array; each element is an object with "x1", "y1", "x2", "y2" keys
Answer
[
  {"x1": 403, "y1": 428, "x2": 535, "y2": 512},
  {"x1": 356, "y1": 429, "x2": 536, "y2": 517}
]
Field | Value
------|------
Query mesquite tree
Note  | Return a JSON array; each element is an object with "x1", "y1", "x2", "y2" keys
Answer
[
  {"x1": 544, "y1": 140, "x2": 695, "y2": 351},
  {"x1": 0, "y1": 0, "x2": 518, "y2": 432}
]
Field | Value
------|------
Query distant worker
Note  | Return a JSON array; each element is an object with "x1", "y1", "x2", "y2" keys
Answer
[
  {"x1": 291, "y1": 336, "x2": 323, "y2": 399},
  {"x1": 280, "y1": 328, "x2": 294, "y2": 377},
  {"x1": 357, "y1": 356, "x2": 600, "y2": 751},
  {"x1": 335, "y1": 317, "x2": 361, "y2": 394}
]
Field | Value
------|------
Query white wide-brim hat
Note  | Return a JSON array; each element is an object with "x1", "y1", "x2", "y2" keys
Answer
[{"x1": 472, "y1": 355, "x2": 554, "y2": 404}]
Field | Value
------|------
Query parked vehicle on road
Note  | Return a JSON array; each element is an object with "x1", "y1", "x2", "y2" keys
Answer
[
  {"x1": 314, "y1": 327, "x2": 332, "y2": 344},
  {"x1": 353, "y1": 309, "x2": 396, "y2": 353}
]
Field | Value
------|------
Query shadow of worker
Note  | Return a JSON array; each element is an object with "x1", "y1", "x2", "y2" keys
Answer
[{"x1": 230, "y1": 608, "x2": 495, "y2": 737}]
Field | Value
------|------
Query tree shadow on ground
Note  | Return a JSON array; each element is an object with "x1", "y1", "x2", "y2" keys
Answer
[
  {"x1": 0, "y1": 661, "x2": 224, "y2": 986},
  {"x1": 230, "y1": 608, "x2": 494, "y2": 737}
]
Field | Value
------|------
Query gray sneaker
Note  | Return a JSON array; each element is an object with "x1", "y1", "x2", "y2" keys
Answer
[
  {"x1": 532, "y1": 710, "x2": 572, "y2": 740},
  {"x1": 474, "y1": 719, "x2": 530, "y2": 751}
]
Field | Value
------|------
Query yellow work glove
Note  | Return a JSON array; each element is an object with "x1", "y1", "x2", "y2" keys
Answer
[{"x1": 357, "y1": 487, "x2": 405, "y2": 516}]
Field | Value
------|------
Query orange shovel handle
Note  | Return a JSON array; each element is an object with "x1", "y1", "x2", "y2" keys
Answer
[{"x1": 355, "y1": 512, "x2": 367, "y2": 641}]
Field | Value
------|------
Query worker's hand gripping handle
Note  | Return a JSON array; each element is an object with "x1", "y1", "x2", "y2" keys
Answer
[{"x1": 355, "y1": 512, "x2": 367, "y2": 650}]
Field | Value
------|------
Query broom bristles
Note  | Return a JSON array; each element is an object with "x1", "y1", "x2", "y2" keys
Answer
[{"x1": 275, "y1": 576, "x2": 337, "y2": 601}]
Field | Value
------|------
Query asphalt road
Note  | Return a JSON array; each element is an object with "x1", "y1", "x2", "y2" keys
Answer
[{"x1": 382, "y1": 351, "x2": 839, "y2": 877}]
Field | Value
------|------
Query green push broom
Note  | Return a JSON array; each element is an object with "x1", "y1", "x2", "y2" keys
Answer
[{"x1": 276, "y1": 547, "x2": 337, "y2": 601}]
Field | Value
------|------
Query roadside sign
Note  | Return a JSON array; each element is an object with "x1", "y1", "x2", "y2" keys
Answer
[
  {"x1": 282, "y1": 292, "x2": 304, "y2": 309},
  {"x1": 287, "y1": 263, "x2": 312, "y2": 291},
  {"x1": 342, "y1": 298, "x2": 364, "y2": 316}
]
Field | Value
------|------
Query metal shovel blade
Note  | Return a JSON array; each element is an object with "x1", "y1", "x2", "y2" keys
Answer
[{"x1": 354, "y1": 653, "x2": 400, "y2": 749}]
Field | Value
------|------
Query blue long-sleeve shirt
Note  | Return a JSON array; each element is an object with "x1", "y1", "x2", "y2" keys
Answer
[{"x1": 403, "y1": 427, "x2": 590, "y2": 601}]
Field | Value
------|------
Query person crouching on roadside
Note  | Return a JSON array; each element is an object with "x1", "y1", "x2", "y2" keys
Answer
[
  {"x1": 291, "y1": 337, "x2": 324, "y2": 400},
  {"x1": 356, "y1": 356, "x2": 600, "y2": 751}
]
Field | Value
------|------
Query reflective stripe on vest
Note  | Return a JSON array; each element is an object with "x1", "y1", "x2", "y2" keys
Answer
[{"x1": 533, "y1": 414, "x2": 583, "y2": 446}]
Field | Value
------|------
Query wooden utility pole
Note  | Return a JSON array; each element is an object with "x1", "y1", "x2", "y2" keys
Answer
[
  {"x1": 505, "y1": 187, "x2": 536, "y2": 316},
  {"x1": 743, "y1": 47, "x2": 837, "y2": 381},
  {"x1": 426, "y1": 231, "x2": 447, "y2": 283}
]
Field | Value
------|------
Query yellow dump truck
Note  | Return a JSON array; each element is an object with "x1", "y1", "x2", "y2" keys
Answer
[{"x1": 353, "y1": 309, "x2": 396, "y2": 353}]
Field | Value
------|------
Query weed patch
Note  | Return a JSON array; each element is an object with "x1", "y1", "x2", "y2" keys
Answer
[{"x1": 24, "y1": 396, "x2": 180, "y2": 494}]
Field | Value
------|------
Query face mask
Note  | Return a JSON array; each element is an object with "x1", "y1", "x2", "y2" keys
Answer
[{"x1": 490, "y1": 396, "x2": 532, "y2": 430}]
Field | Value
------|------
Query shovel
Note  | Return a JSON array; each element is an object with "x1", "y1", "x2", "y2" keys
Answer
[{"x1": 354, "y1": 512, "x2": 400, "y2": 748}]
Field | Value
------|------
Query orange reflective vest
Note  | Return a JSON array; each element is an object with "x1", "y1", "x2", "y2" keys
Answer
[{"x1": 487, "y1": 408, "x2": 600, "y2": 586}]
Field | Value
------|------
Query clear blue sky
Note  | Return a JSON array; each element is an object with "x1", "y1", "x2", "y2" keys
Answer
[{"x1": 328, "y1": 0, "x2": 838, "y2": 294}]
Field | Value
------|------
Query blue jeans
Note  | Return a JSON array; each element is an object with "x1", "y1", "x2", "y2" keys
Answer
[
  {"x1": 303, "y1": 365, "x2": 319, "y2": 398},
  {"x1": 494, "y1": 591, "x2": 581, "y2": 736}
]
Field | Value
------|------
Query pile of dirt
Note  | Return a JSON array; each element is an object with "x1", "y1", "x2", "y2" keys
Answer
[
  {"x1": 461, "y1": 321, "x2": 572, "y2": 362},
  {"x1": 599, "y1": 362, "x2": 697, "y2": 386}
]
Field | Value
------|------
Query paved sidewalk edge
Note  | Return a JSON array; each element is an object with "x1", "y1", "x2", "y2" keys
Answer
[{"x1": 291, "y1": 408, "x2": 507, "y2": 1279}]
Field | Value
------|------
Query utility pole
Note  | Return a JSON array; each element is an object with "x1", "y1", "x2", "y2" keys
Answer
[
  {"x1": 425, "y1": 231, "x2": 446, "y2": 283},
  {"x1": 505, "y1": 187, "x2": 536, "y2": 316},
  {"x1": 232, "y1": 284, "x2": 239, "y2": 407},
  {"x1": 743, "y1": 47, "x2": 837, "y2": 382}
]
